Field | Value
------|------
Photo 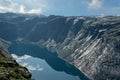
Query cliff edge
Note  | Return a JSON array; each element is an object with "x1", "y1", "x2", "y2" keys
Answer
[{"x1": 0, "y1": 46, "x2": 32, "y2": 80}]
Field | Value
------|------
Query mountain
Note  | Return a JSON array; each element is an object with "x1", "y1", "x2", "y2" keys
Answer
[
  {"x1": 0, "y1": 12, "x2": 120, "y2": 80},
  {"x1": 0, "y1": 42, "x2": 32, "y2": 80}
]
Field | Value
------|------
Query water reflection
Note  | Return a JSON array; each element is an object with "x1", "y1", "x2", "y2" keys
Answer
[
  {"x1": 8, "y1": 41, "x2": 89, "y2": 80},
  {"x1": 12, "y1": 54, "x2": 80, "y2": 80}
]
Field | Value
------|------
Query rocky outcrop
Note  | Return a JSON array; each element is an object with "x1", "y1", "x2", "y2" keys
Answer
[{"x1": 0, "y1": 46, "x2": 32, "y2": 80}]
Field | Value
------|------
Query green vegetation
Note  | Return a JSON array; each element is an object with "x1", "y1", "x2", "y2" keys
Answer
[{"x1": 0, "y1": 47, "x2": 33, "y2": 80}]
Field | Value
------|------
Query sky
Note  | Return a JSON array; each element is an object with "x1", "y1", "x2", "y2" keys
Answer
[{"x1": 0, "y1": 0, "x2": 120, "y2": 16}]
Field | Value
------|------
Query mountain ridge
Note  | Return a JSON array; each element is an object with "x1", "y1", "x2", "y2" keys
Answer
[{"x1": 0, "y1": 13, "x2": 120, "y2": 80}]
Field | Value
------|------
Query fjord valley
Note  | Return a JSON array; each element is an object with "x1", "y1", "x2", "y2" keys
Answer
[{"x1": 0, "y1": 13, "x2": 120, "y2": 80}]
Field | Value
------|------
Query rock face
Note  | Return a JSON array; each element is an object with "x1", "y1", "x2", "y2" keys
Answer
[
  {"x1": 0, "y1": 13, "x2": 120, "y2": 80},
  {"x1": 0, "y1": 46, "x2": 32, "y2": 80}
]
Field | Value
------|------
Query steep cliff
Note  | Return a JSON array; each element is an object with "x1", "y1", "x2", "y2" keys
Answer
[
  {"x1": 0, "y1": 44, "x2": 32, "y2": 80},
  {"x1": 33, "y1": 16, "x2": 120, "y2": 80},
  {"x1": 0, "y1": 13, "x2": 120, "y2": 80}
]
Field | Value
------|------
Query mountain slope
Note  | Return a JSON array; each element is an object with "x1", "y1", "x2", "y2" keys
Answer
[
  {"x1": 0, "y1": 39, "x2": 32, "y2": 80},
  {"x1": 0, "y1": 13, "x2": 120, "y2": 80}
]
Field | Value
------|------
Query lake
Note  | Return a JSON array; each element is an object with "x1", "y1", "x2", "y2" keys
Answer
[{"x1": 8, "y1": 41, "x2": 89, "y2": 80}]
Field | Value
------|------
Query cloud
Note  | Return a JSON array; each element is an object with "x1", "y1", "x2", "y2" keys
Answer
[
  {"x1": 22, "y1": 63, "x2": 44, "y2": 72},
  {"x1": 0, "y1": 0, "x2": 17, "y2": 12},
  {"x1": 12, "y1": 54, "x2": 44, "y2": 72},
  {"x1": 88, "y1": 0, "x2": 103, "y2": 9},
  {"x1": 27, "y1": 65, "x2": 37, "y2": 71},
  {"x1": 18, "y1": 5, "x2": 41, "y2": 14},
  {"x1": 12, "y1": 54, "x2": 31, "y2": 62},
  {"x1": 0, "y1": 0, "x2": 43, "y2": 14},
  {"x1": 28, "y1": 9, "x2": 42, "y2": 14},
  {"x1": 19, "y1": 5, "x2": 25, "y2": 13},
  {"x1": 20, "y1": 62, "x2": 38, "y2": 71}
]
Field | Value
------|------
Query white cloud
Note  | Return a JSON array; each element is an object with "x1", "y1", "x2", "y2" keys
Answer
[
  {"x1": 20, "y1": 62, "x2": 37, "y2": 71},
  {"x1": 12, "y1": 54, "x2": 31, "y2": 62},
  {"x1": 19, "y1": 5, "x2": 42, "y2": 14},
  {"x1": 27, "y1": 65, "x2": 37, "y2": 71},
  {"x1": 21, "y1": 62, "x2": 29, "y2": 66},
  {"x1": 12, "y1": 54, "x2": 44, "y2": 72},
  {"x1": 88, "y1": 0, "x2": 103, "y2": 9},
  {"x1": 22, "y1": 63, "x2": 44, "y2": 72},
  {"x1": 28, "y1": 9, "x2": 42, "y2": 14},
  {"x1": 0, "y1": 0, "x2": 43, "y2": 14},
  {"x1": 0, "y1": 6, "x2": 11, "y2": 12},
  {"x1": 0, "y1": 0, "x2": 17, "y2": 12},
  {"x1": 19, "y1": 5, "x2": 25, "y2": 13}
]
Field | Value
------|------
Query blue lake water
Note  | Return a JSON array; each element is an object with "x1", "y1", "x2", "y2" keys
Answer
[{"x1": 8, "y1": 41, "x2": 89, "y2": 80}]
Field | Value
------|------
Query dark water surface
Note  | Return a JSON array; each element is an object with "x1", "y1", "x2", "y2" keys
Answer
[{"x1": 8, "y1": 41, "x2": 89, "y2": 80}]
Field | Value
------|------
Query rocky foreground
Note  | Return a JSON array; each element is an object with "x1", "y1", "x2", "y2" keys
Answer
[{"x1": 0, "y1": 46, "x2": 32, "y2": 80}]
